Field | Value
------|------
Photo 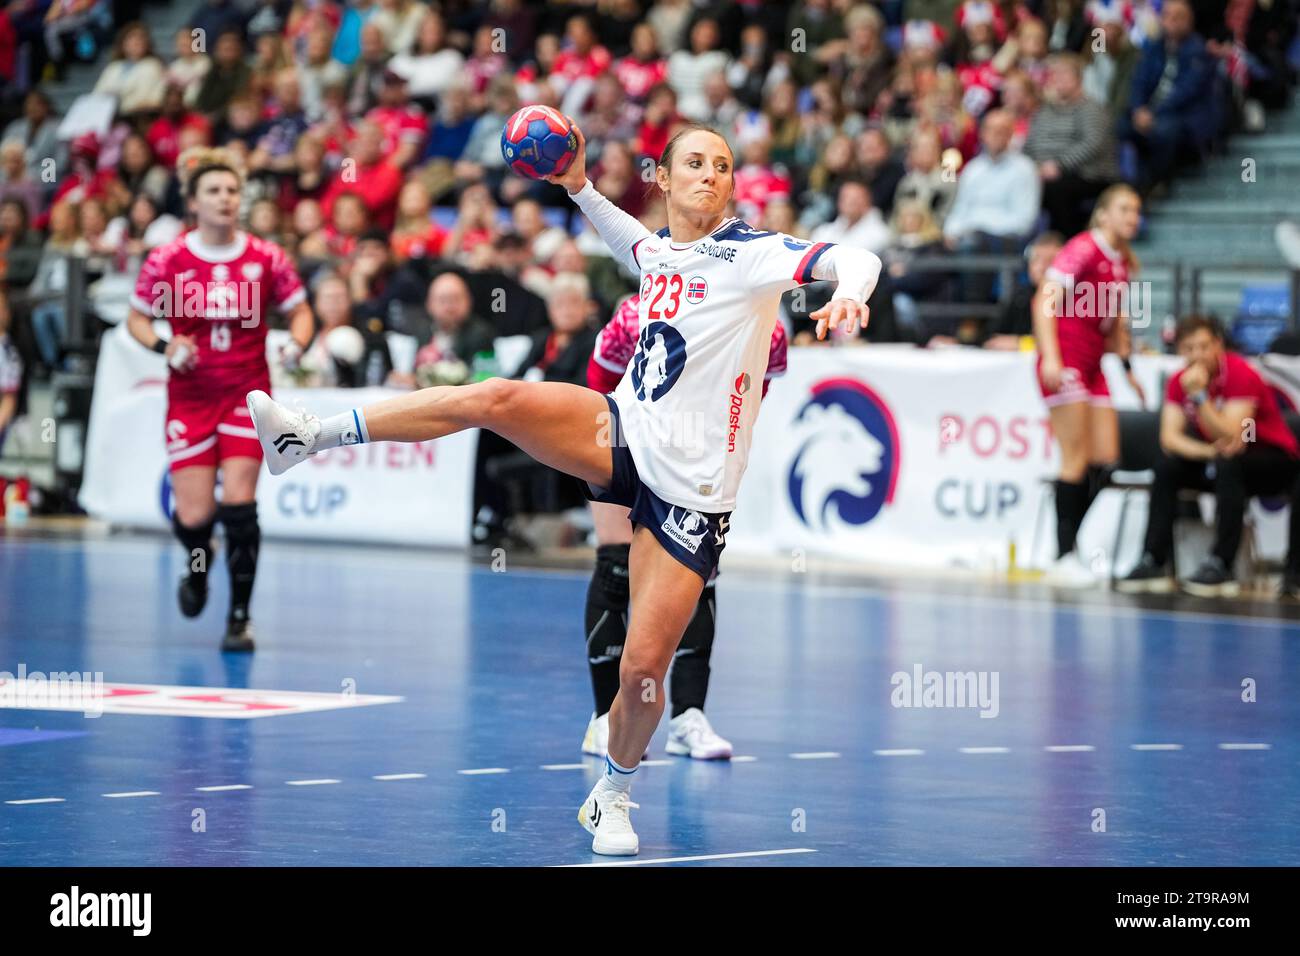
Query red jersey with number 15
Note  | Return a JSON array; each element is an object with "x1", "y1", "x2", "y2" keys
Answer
[{"x1": 131, "y1": 231, "x2": 306, "y2": 401}]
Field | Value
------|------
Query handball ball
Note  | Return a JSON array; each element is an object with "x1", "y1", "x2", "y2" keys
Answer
[
  {"x1": 500, "y1": 105, "x2": 578, "y2": 180},
  {"x1": 326, "y1": 325, "x2": 366, "y2": 365}
]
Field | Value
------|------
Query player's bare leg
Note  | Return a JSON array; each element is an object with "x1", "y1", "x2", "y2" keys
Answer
[
  {"x1": 578, "y1": 527, "x2": 705, "y2": 855},
  {"x1": 1046, "y1": 401, "x2": 1098, "y2": 586},
  {"x1": 248, "y1": 379, "x2": 614, "y2": 487}
]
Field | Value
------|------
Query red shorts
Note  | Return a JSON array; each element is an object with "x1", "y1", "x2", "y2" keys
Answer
[
  {"x1": 1037, "y1": 355, "x2": 1111, "y2": 408},
  {"x1": 165, "y1": 387, "x2": 265, "y2": 473}
]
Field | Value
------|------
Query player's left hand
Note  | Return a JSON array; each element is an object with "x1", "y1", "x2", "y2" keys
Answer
[{"x1": 811, "y1": 298, "x2": 870, "y2": 341}]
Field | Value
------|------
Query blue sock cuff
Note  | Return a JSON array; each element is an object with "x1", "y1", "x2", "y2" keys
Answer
[{"x1": 605, "y1": 754, "x2": 637, "y2": 776}]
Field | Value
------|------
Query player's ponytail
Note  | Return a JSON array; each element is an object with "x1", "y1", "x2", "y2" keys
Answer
[
  {"x1": 1089, "y1": 183, "x2": 1141, "y2": 274},
  {"x1": 177, "y1": 146, "x2": 245, "y2": 199}
]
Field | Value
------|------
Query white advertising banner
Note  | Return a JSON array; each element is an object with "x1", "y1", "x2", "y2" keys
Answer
[
  {"x1": 729, "y1": 347, "x2": 1297, "y2": 572},
  {"x1": 79, "y1": 324, "x2": 476, "y2": 548}
]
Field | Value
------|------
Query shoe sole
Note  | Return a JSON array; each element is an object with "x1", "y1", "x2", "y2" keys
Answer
[
  {"x1": 577, "y1": 804, "x2": 638, "y2": 856},
  {"x1": 1113, "y1": 578, "x2": 1176, "y2": 594},
  {"x1": 245, "y1": 392, "x2": 290, "y2": 477},
  {"x1": 665, "y1": 739, "x2": 732, "y2": 760},
  {"x1": 1180, "y1": 580, "x2": 1241, "y2": 598}
]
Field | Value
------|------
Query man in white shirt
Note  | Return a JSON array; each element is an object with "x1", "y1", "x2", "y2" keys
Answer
[
  {"x1": 942, "y1": 109, "x2": 1042, "y2": 300},
  {"x1": 810, "y1": 179, "x2": 891, "y2": 254}
]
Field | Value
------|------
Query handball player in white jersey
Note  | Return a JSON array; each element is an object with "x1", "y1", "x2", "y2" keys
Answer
[{"x1": 247, "y1": 121, "x2": 881, "y2": 855}]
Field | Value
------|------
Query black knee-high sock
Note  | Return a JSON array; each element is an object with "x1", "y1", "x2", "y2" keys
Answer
[
  {"x1": 1055, "y1": 479, "x2": 1091, "y2": 557},
  {"x1": 670, "y1": 584, "x2": 716, "y2": 718},
  {"x1": 585, "y1": 543, "x2": 630, "y2": 717},
  {"x1": 218, "y1": 502, "x2": 260, "y2": 623},
  {"x1": 173, "y1": 513, "x2": 215, "y2": 585}
]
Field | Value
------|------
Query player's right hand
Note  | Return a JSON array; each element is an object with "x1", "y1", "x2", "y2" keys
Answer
[
  {"x1": 1040, "y1": 357, "x2": 1063, "y2": 392},
  {"x1": 544, "y1": 121, "x2": 588, "y2": 195},
  {"x1": 166, "y1": 334, "x2": 198, "y2": 373}
]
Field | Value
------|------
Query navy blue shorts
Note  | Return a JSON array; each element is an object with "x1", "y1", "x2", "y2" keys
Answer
[{"x1": 580, "y1": 394, "x2": 731, "y2": 583}]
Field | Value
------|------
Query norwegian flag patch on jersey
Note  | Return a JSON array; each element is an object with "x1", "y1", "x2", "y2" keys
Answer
[{"x1": 685, "y1": 276, "x2": 708, "y2": 304}]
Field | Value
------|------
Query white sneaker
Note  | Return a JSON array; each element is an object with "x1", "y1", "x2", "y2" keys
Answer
[
  {"x1": 578, "y1": 781, "x2": 639, "y2": 856},
  {"x1": 246, "y1": 390, "x2": 321, "y2": 475},
  {"x1": 581, "y1": 712, "x2": 608, "y2": 757},
  {"x1": 1045, "y1": 550, "x2": 1099, "y2": 589},
  {"x1": 665, "y1": 707, "x2": 733, "y2": 760}
]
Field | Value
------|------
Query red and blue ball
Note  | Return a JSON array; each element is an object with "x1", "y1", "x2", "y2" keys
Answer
[{"x1": 500, "y1": 106, "x2": 578, "y2": 180}]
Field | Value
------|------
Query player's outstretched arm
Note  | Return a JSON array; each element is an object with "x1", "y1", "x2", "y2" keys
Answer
[
  {"x1": 546, "y1": 124, "x2": 653, "y2": 275},
  {"x1": 807, "y1": 245, "x2": 882, "y2": 340}
]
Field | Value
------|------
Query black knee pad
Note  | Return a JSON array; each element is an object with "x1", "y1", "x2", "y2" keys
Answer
[
  {"x1": 676, "y1": 584, "x2": 716, "y2": 657},
  {"x1": 218, "y1": 501, "x2": 260, "y2": 544},
  {"x1": 592, "y1": 543, "x2": 630, "y2": 607}
]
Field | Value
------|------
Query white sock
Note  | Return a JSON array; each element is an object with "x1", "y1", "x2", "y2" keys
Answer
[
  {"x1": 316, "y1": 409, "x2": 369, "y2": 450},
  {"x1": 603, "y1": 754, "x2": 637, "y2": 793}
]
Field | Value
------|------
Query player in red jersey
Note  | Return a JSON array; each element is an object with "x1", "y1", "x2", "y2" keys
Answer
[
  {"x1": 1033, "y1": 183, "x2": 1146, "y2": 586},
  {"x1": 579, "y1": 294, "x2": 788, "y2": 760},
  {"x1": 125, "y1": 147, "x2": 313, "y2": 651}
]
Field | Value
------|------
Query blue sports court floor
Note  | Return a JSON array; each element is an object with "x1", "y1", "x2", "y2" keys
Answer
[{"x1": 1, "y1": 531, "x2": 1297, "y2": 866}]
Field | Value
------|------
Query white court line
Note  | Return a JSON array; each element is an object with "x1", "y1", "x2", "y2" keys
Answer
[
  {"x1": 874, "y1": 749, "x2": 924, "y2": 757},
  {"x1": 5, "y1": 797, "x2": 64, "y2": 805},
  {"x1": 1131, "y1": 744, "x2": 1183, "y2": 751},
  {"x1": 1045, "y1": 745, "x2": 1096, "y2": 752},
  {"x1": 731, "y1": 755, "x2": 758, "y2": 762},
  {"x1": 959, "y1": 747, "x2": 1010, "y2": 754},
  {"x1": 196, "y1": 784, "x2": 253, "y2": 792},
  {"x1": 286, "y1": 779, "x2": 341, "y2": 786},
  {"x1": 640, "y1": 759, "x2": 673, "y2": 767},
  {"x1": 102, "y1": 791, "x2": 159, "y2": 798},
  {"x1": 541, "y1": 763, "x2": 588, "y2": 771},
  {"x1": 1218, "y1": 743, "x2": 1272, "y2": 750},
  {"x1": 373, "y1": 773, "x2": 426, "y2": 781},
  {"x1": 789, "y1": 752, "x2": 840, "y2": 760},
  {"x1": 559, "y1": 848, "x2": 817, "y2": 867},
  {"x1": 458, "y1": 768, "x2": 509, "y2": 775}
]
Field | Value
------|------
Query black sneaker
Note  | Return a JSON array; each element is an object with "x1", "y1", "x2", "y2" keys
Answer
[
  {"x1": 178, "y1": 574, "x2": 208, "y2": 618},
  {"x1": 222, "y1": 617, "x2": 256, "y2": 653},
  {"x1": 1280, "y1": 572, "x2": 1300, "y2": 601},
  {"x1": 1115, "y1": 553, "x2": 1175, "y2": 593},
  {"x1": 1181, "y1": 557, "x2": 1240, "y2": 598}
]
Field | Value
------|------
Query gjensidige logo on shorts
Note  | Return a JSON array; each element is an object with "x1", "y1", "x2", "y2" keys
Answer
[
  {"x1": 890, "y1": 664, "x2": 1000, "y2": 719},
  {"x1": 0, "y1": 665, "x2": 106, "y2": 718},
  {"x1": 787, "y1": 378, "x2": 900, "y2": 532},
  {"x1": 660, "y1": 506, "x2": 708, "y2": 554},
  {"x1": 49, "y1": 886, "x2": 151, "y2": 936}
]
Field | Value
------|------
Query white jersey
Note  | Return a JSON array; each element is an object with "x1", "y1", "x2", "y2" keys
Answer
[{"x1": 571, "y1": 181, "x2": 880, "y2": 514}]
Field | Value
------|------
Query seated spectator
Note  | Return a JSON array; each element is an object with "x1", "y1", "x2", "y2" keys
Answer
[
  {"x1": 761, "y1": 196, "x2": 809, "y2": 240},
  {"x1": 213, "y1": 93, "x2": 266, "y2": 150},
  {"x1": 109, "y1": 134, "x2": 170, "y2": 212},
  {"x1": 196, "y1": 29, "x2": 254, "y2": 118},
  {"x1": 994, "y1": 15, "x2": 1051, "y2": 89},
  {"x1": 454, "y1": 74, "x2": 517, "y2": 192},
  {"x1": 286, "y1": 272, "x2": 394, "y2": 388},
  {"x1": 2, "y1": 91, "x2": 62, "y2": 187},
  {"x1": 390, "y1": 179, "x2": 448, "y2": 263},
  {"x1": 892, "y1": 126, "x2": 957, "y2": 226},
  {"x1": 634, "y1": 83, "x2": 681, "y2": 163},
  {"x1": 372, "y1": 0, "x2": 428, "y2": 56},
  {"x1": 464, "y1": 21, "x2": 510, "y2": 96},
  {"x1": 365, "y1": 70, "x2": 428, "y2": 170},
  {"x1": 189, "y1": 0, "x2": 247, "y2": 51},
  {"x1": 942, "y1": 108, "x2": 1041, "y2": 291},
  {"x1": 614, "y1": 22, "x2": 668, "y2": 104},
  {"x1": 999, "y1": 69, "x2": 1040, "y2": 149},
  {"x1": 102, "y1": 193, "x2": 182, "y2": 271},
  {"x1": 322, "y1": 191, "x2": 369, "y2": 258},
  {"x1": 1118, "y1": 316, "x2": 1300, "y2": 599},
  {"x1": 1118, "y1": 0, "x2": 1218, "y2": 192},
  {"x1": 43, "y1": 0, "x2": 113, "y2": 78},
  {"x1": 512, "y1": 273, "x2": 598, "y2": 385},
  {"x1": 319, "y1": 120, "x2": 403, "y2": 231},
  {"x1": 387, "y1": 9, "x2": 463, "y2": 101},
  {"x1": 1024, "y1": 53, "x2": 1120, "y2": 235},
  {"x1": 248, "y1": 29, "x2": 292, "y2": 103},
  {"x1": 0, "y1": 198, "x2": 40, "y2": 287},
  {"x1": 828, "y1": 4, "x2": 893, "y2": 117},
  {"x1": 167, "y1": 27, "x2": 211, "y2": 107},
  {"x1": 1081, "y1": 5, "x2": 1139, "y2": 123},
  {"x1": 345, "y1": 21, "x2": 392, "y2": 116},
  {"x1": 983, "y1": 230, "x2": 1063, "y2": 349},
  {"x1": 588, "y1": 141, "x2": 646, "y2": 221},
  {"x1": 93, "y1": 22, "x2": 166, "y2": 117},
  {"x1": 275, "y1": 130, "x2": 329, "y2": 214},
  {"x1": 801, "y1": 133, "x2": 856, "y2": 229},
  {"x1": 733, "y1": 133, "x2": 792, "y2": 224},
  {"x1": 550, "y1": 13, "x2": 612, "y2": 112},
  {"x1": 418, "y1": 85, "x2": 475, "y2": 181},
  {"x1": 443, "y1": 181, "x2": 500, "y2": 264},
  {"x1": 26, "y1": 199, "x2": 79, "y2": 374},
  {"x1": 147, "y1": 86, "x2": 213, "y2": 171},
  {"x1": 882, "y1": 199, "x2": 953, "y2": 343},
  {"x1": 460, "y1": 233, "x2": 550, "y2": 338},
  {"x1": 810, "y1": 178, "x2": 891, "y2": 254},
  {"x1": 952, "y1": 1, "x2": 1005, "y2": 119},
  {"x1": 298, "y1": 26, "x2": 349, "y2": 122},
  {"x1": 915, "y1": 71, "x2": 980, "y2": 161},
  {"x1": 283, "y1": 0, "x2": 340, "y2": 65},
  {"x1": 250, "y1": 69, "x2": 312, "y2": 175},
  {"x1": 856, "y1": 127, "x2": 906, "y2": 220},
  {"x1": 511, "y1": 197, "x2": 567, "y2": 264},
  {"x1": 346, "y1": 228, "x2": 426, "y2": 333},
  {"x1": 409, "y1": 271, "x2": 496, "y2": 383},
  {"x1": 0, "y1": 141, "x2": 42, "y2": 221},
  {"x1": 0, "y1": 291, "x2": 23, "y2": 461},
  {"x1": 667, "y1": 17, "x2": 730, "y2": 121},
  {"x1": 725, "y1": 23, "x2": 779, "y2": 111},
  {"x1": 332, "y1": 0, "x2": 377, "y2": 68},
  {"x1": 1045, "y1": 0, "x2": 1088, "y2": 52}
]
